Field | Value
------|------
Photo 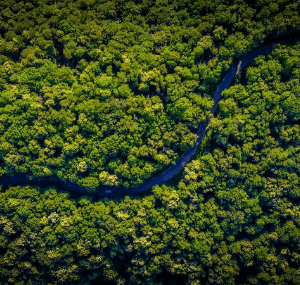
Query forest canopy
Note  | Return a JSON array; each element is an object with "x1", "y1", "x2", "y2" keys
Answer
[
  {"x1": 1, "y1": 0, "x2": 300, "y2": 284},
  {"x1": 0, "y1": 0, "x2": 299, "y2": 189},
  {"x1": 1, "y1": 41, "x2": 300, "y2": 283}
]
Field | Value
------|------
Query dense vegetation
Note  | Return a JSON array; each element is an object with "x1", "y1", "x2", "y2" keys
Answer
[
  {"x1": 0, "y1": 0, "x2": 299, "y2": 189},
  {"x1": 1, "y1": 42, "x2": 300, "y2": 284},
  {"x1": 1, "y1": 0, "x2": 300, "y2": 284}
]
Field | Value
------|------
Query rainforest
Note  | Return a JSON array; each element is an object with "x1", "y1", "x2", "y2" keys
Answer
[{"x1": 0, "y1": 0, "x2": 300, "y2": 284}]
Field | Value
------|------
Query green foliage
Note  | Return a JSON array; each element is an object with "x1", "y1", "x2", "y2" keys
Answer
[
  {"x1": 1, "y1": 0, "x2": 300, "y2": 284},
  {"x1": 0, "y1": 0, "x2": 299, "y2": 189}
]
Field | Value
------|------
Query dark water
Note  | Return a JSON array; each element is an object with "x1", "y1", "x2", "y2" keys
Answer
[{"x1": 0, "y1": 40, "x2": 293, "y2": 197}]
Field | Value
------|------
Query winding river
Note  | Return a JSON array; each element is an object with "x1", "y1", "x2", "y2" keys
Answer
[{"x1": 0, "y1": 40, "x2": 292, "y2": 197}]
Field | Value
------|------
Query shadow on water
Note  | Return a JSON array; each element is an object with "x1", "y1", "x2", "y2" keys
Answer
[{"x1": 0, "y1": 38, "x2": 299, "y2": 199}]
